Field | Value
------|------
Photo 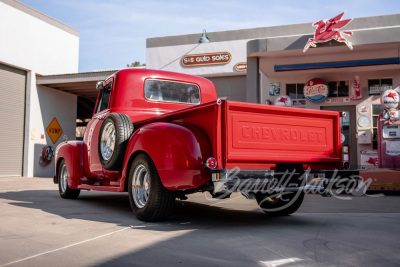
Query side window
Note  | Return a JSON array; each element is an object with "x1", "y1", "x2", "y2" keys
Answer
[{"x1": 95, "y1": 83, "x2": 112, "y2": 114}]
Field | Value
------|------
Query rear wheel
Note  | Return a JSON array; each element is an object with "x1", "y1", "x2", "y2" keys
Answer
[
  {"x1": 128, "y1": 154, "x2": 175, "y2": 221},
  {"x1": 256, "y1": 191, "x2": 304, "y2": 215},
  {"x1": 58, "y1": 159, "x2": 80, "y2": 199}
]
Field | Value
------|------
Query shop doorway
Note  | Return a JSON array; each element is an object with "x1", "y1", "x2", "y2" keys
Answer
[{"x1": 321, "y1": 106, "x2": 357, "y2": 169}]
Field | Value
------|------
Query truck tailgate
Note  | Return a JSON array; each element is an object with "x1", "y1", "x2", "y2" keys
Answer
[{"x1": 226, "y1": 101, "x2": 342, "y2": 165}]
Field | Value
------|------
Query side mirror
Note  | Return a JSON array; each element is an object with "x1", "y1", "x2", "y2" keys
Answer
[{"x1": 96, "y1": 81, "x2": 104, "y2": 91}]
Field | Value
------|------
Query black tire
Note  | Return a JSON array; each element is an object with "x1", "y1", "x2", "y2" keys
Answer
[
  {"x1": 98, "y1": 113, "x2": 134, "y2": 170},
  {"x1": 256, "y1": 191, "x2": 304, "y2": 216},
  {"x1": 58, "y1": 159, "x2": 80, "y2": 199},
  {"x1": 128, "y1": 154, "x2": 175, "y2": 222}
]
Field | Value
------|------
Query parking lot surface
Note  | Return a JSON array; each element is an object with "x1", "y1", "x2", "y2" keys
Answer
[{"x1": 1, "y1": 177, "x2": 400, "y2": 267}]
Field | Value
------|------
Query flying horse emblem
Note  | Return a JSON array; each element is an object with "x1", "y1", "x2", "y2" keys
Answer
[{"x1": 303, "y1": 12, "x2": 353, "y2": 52}]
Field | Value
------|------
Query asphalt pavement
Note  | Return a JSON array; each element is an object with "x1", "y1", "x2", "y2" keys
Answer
[{"x1": 1, "y1": 177, "x2": 400, "y2": 267}]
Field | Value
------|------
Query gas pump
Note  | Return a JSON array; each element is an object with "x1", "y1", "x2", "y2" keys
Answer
[{"x1": 377, "y1": 89, "x2": 400, "y2": 168}]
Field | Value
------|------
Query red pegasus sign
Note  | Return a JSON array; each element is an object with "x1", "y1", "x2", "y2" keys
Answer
[
  {"x1": 274, "y1": 95, "x2": 293, "y2": 107},
  {"x1": 387, "y1": 92, "x2": 398, "y2": 101},
  {"x1": 366, "y1": 157, "x2": 378, "y2": 167},
  {"x1": 304, "y1": 12, "x2": 353, "y2": 52}
]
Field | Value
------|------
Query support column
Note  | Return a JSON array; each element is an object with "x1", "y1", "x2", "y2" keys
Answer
[{"x1": 246, "y1": 57, "x2": 259, "y2": 103}]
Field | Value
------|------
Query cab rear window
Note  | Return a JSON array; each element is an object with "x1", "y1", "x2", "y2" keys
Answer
[{"x1": 144, "y1": 79, "x2": 200, "y2": 104}]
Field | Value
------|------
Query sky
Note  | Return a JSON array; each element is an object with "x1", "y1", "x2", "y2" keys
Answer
[{"x1": 17, "y1": 0, "x2": 400, "y2": 73}]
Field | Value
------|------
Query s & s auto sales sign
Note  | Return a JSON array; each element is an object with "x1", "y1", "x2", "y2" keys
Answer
[{"x1": 182, "y1": 52, "x2": 231, "y2": 67}]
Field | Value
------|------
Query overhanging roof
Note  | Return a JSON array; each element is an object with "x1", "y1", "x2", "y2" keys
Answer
[
  {"x1": 36, "y1": 70, "x2": 118, "y2": 119},
  {"x1": 36, "y1": 70, "x2": 117, "y2": 98}
]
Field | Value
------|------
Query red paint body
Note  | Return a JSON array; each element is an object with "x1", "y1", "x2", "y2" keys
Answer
[{"x1": 55, "y1": 69, "x2": 343, "y2": 193}]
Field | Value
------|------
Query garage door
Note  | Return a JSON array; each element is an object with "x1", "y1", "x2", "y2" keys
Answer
[
  {"x1": 0, "y1": 63, "x2": 26, "y2": 177},
  {"x1": 208, "y1": 76, "x2": 246, "y2": 102}
]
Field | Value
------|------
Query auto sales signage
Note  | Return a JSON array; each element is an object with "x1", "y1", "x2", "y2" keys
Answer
[
  {"x1": 304, "y1": 78, "x2": 329, "y2": 103},
  {"x1": 181, "y1": 52, "x2": 231, "y2": 67}
]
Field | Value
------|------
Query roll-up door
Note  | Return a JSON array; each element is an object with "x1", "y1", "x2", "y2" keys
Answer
[{"x1": 0, "y1": 63, "x2": 26, "y2": 177}]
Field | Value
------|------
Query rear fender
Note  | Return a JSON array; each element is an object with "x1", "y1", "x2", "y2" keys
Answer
[
  {"x1": 55, "y1": 141, "x2": 85, "y2": 189},
  {"x1": 122, "y1": 122, "x2": 213, "y2": 190}
]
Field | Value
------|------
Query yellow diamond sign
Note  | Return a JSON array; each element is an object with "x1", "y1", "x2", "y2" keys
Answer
[{"x1": 46, "y1": 117, "x2": 63, "y2": 144}]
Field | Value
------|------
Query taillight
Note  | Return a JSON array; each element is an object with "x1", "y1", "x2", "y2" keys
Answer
[{"x1": 205, "y1": 157, "x2": 217, "y2": 169}]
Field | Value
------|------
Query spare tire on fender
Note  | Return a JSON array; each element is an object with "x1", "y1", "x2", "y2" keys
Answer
[{"x1": 98, "y1": 113, "x2": 134, "y2": 170}]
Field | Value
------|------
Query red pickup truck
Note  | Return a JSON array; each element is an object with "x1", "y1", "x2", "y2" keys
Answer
[{"x1": 54, "y1": 69, "x2": 358, "y2": 221}]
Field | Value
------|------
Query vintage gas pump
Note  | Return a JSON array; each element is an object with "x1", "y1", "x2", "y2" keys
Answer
[{"x1": 377, "y1": 89, "x2": 400, "y2": 168}]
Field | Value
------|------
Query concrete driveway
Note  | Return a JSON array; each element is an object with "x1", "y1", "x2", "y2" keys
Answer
[{"x1": 1, "y1": 177, "x2": 399, "y2": 267}]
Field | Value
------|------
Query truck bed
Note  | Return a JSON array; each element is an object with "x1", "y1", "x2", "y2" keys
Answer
[{"x1": 133, "y1": 99, "x2": 342, "y2": 170}]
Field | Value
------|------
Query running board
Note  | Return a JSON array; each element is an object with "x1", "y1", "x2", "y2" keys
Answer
[{"x1": 78, "y1": 184, "x2": 123, "y2": 192}]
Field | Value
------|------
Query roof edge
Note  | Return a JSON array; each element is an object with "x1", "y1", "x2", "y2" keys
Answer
[{"x1": 1, "y1": 0, "x2": 79, "y2": 37}]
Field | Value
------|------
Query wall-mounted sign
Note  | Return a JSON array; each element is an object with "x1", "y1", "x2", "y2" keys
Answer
[
  {"x1": 325, "y1": 97, "x2": 350, "y2": 103},
  {"x1": 234, "y1": 62, "x2": 247, "y2": 72},
  {"x1": 274, "y1": 95, "x2": 292, "y2": 107},
  {"x1": 303, "y1": 12, "x2": 353, "y2": 52},
  {"x1": 269, "y1": 82, "x2": 281, "y2": 96},
  {"x1": 304, "y1": 78, "x2": 329, "y2": 103},
  {"x1": 357, "y1": 105, "x2": 370, "y2": 116},
  {"x1": 358, "y1": 116, "x2": 371, "y2": 128},
  {"x1": 350, "y1": 75, "x2": 362, "y2": 100},
  {"x1": 31, "y1": 128, "x2": 37, "y2": 140},
  {"x1": 360, "y1": 150, "x2": 378, "y2": 169},
  {"x1": 358, "y1": 130, "x2": 372, "y2": 144},
  {"x1": 46, "y1": 117, "x2": 63, "y2": 144},
  {"x1": 293, "y1": 100, "x2": 305, "y2": 106},
  {"x1": 380, "y1": 89, "x2": 400, "y2": 109},
  {"x1": 181, "y1": 52, "x2": 231, "y2": 67}
]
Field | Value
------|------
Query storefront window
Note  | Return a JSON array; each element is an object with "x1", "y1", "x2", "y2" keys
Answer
[
  {"x1": 368, "y1": 78, "x2": 392, "y2": 95},
  {"x1": 372, "y1": 104, "x2": 385, "y2": 149},
  {"x1": 328, "y1": 81, "x2": 349, "y2": 97},
  {"x1": 286, "y1": 83, "x2": 305, "y2": 99}
]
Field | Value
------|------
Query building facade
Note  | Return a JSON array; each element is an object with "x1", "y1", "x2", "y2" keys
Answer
[
  {"x1": 0, "y1": 0, "x2": 79, "y2": 177},
  {"x1": 147, "y1": 13, "x2": 400, "y2": 169}
]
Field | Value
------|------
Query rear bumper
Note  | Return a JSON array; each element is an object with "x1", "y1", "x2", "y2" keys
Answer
[{"x1": 211, "y1": 168, "x2": 360, "y2": 194}]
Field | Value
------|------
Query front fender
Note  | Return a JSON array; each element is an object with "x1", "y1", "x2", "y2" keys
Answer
[
  {"x1": 55, "y1": 141, "x2": 85, "y2": 189},
  {"x1": 122, "y1": 122, "x2": 212, "y2": 190}
]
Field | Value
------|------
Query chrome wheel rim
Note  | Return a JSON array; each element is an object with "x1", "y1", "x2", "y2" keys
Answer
[
  {"x1": 60, "y1": 164, "x2": 68, "y2": 192},
  {"x1": 100, "y1": 122, "x2": 115, "y2": 161},
  {"x1": 132, "y1": 164, "x2": 150, "y2": 208}
]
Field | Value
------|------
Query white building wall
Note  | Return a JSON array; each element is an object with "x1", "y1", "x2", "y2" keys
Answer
[
  {"x1": 0, "y1": 0, "x2": 79, "y2": 177},
  {"x1": 27, "y1": 86, "x2": 77, "y2": 177},
  {"x1": 0, "y1": 1, "x2": 79, "y2": 75},
  {"x1": 146, "y1": 39, "x2": 249, "y2": 76}
]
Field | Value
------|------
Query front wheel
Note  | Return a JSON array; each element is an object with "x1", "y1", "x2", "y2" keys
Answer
[
  {"x1": 58, "y1": 159, "x2": 80, "y2": 199},
  {"x1": 256, "y1": 191, "x2": 304, "y2": 216},
  {"x1": 128, "y1": 154, "x2": 175, "y2": 222}
]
